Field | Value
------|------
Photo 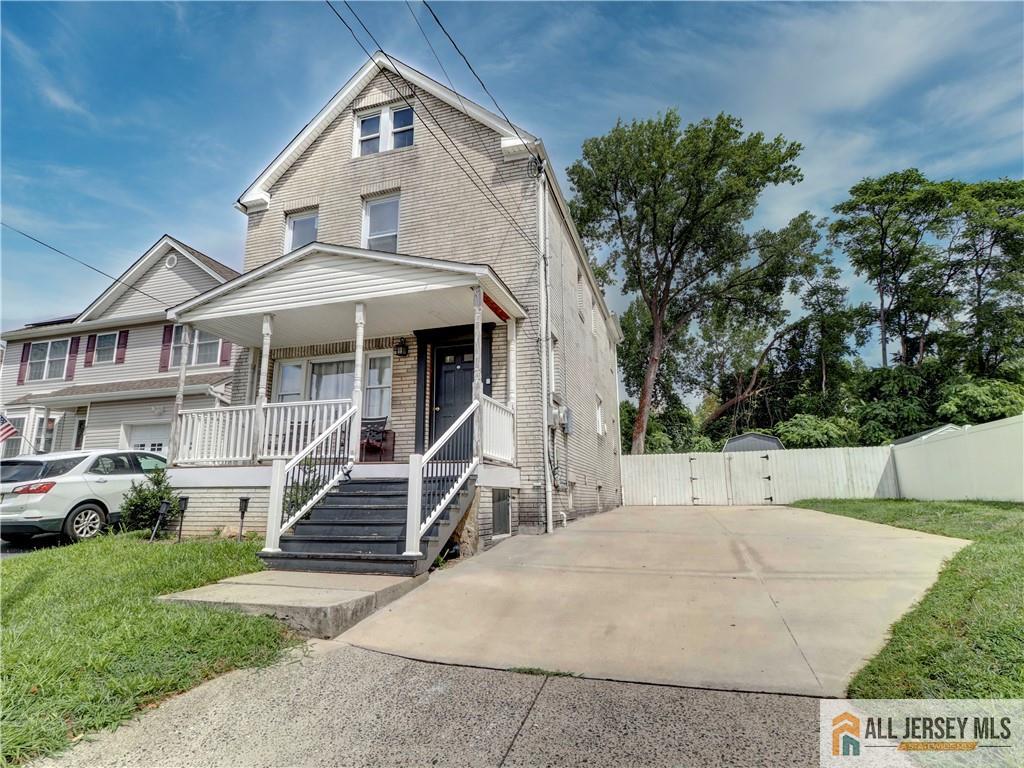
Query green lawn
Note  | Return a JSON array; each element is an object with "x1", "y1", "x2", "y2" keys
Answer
[
  {"x1": 792, "y1": 499, "x2": 1024, "y2": 699},
  {"x1": 1, "y1": 534, "x2": 294, "y2": 765}
]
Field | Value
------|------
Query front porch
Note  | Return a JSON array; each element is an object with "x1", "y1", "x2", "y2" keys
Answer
[{"x1": 165, "y1": 243, "x2": 525, "y2": 573}]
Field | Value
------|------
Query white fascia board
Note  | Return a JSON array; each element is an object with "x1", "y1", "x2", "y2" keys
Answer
[{"x1": 501, "y1": 136, "x2": 538, "y2": 161}]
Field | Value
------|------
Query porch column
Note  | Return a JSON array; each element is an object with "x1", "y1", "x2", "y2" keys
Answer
[
  {"x1": 472, "y1": 287, "x2": 483, "y2": 460},
  {"x1": 252, "y1": 314, "x2": 273, "y2": 461},
  {"x1": 506, "y1": 317, "x2": 517, "y2": 413},
  {"x1": 166, "y1": 324, "x2": 191, "y2": 465},
  {"x1": 350, "y1": 302, "x2": 365, "y2": 462}
]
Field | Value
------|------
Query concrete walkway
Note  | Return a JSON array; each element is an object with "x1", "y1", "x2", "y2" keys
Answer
[
  {"x1": 39, "y1": 643, "x2": 821, "y2": 768},
  {"x1": 342, "y1": 505, "x2": 968, "y2": 696}
]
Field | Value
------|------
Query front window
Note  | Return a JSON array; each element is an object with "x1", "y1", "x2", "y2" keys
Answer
[
  {"x1": 27, "y1": 339, "x2": 69, "y2": 381},
  {"x1": 364, "y1": 196, "x2": 399, "y2": 253},
  {"x1": 309, "y1": 360, "x2": 355, "y2": 401},
  {"x1": 364, "y1": 355, "x2": 392, "y2": 418},
  {"x1": 286, "y1": 211, "x2": 318, "y2": 252},
  {"x1": 1, "y1": 417, "x2": 26, "y2": 458},
  {"x1": 93, "y1": 332, "x2": 118, "y2": 364},
  {"x1": 36, "y1": 416, "x2": 56, "y2": 453},
  {"x1": 275, "y1": 363, "x2": 305, "y2": 403},
  {"x1": 171, "y1": 326, "x2": 222, "y2": 367}
]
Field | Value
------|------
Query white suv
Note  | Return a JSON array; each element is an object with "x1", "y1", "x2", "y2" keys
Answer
[{"x1": 0, "y1": 450, "x2": 167, "y2": 545}]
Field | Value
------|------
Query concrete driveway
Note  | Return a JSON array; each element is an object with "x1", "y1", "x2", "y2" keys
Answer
[{"x1": 343, "y1": 505, "x2": 969, "y2": 696}]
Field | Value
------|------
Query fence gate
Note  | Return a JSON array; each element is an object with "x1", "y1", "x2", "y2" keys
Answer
[
  {"x1": 725, "y1": 452, "x2": 775, "y2": 505},
  {"x1": 687, "y1": 453, "x2": 730, "y2": 505}
]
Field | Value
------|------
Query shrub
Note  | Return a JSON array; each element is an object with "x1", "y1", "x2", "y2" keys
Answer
[
  {"x1": 774, "y1": 414, "x2": 860, "y2": 448},
  {"x1": 119, "y1": 468, "x2": 181, "y2": 535}
]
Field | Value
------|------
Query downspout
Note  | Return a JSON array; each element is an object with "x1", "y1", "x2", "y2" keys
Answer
[
  {"x1": 537, "y1": 160, "x2": 554, "y2": 534},
  {"x1": 613, "y1": 336, "x2": 624, "y2": 508}
]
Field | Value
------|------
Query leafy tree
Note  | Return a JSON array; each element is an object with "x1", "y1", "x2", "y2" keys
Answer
[
  {"x1": 937, "y1": 378, "x2": 1024, "y2": 425},
  {"x1": 830, "y1": 170, "x2": 952, "y2": 367},
  {"x1": 773, "y1": 414, "x2": 860, "y2": 448},
  {"x1": 569, "y1": 111, "x2": 805, "y2": 453},
  {"x1": 849, "y1": 361, "x2": 951, "y2": 444}
]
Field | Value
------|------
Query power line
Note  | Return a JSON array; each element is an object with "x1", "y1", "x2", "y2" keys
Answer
[
  {"x1": 324, "y1": 0, "x2": 540, "y2": 254},
  {"x1": 1, "y1": 222, "x2": 171, "y2": 308},
  {"x1": 420, "y1": 0, "x2": 541, "y2": 165}
]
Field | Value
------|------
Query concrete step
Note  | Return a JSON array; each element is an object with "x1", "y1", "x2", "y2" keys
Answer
[{"x1": 258, "y1": 550, "x2": 422, "y2": 577}]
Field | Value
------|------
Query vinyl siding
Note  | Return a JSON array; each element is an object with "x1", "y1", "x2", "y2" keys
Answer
[
  {"x1": 0, "y1": 323, "x2": 233, "y2": 401},
  {"x1": 102, "y1": 251, "x2": 221, "y2": 320},
  {"x1": 83, "y1": 395, "x2": 213, "y2": 450}
]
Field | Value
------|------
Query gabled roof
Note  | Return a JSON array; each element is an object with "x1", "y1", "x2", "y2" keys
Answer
[
  {"x1": 235, "y1": 52, "x2": 537, "y2": 213},
  {"x1": 76, "y1": 235, "x2": 240, "y2": 323}
]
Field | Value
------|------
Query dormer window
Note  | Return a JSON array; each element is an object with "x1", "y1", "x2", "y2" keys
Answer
[
  {"x1": 356, "y1": 106, "x2": 414, "y2": 157},
  {"x1": 285, "y1": 210, "x2": 318, "y2": 252}
]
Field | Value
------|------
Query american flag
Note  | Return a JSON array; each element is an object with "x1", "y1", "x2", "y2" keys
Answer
[{"x1": 0, "y1": 415, "x2": 19, "y2": 444}]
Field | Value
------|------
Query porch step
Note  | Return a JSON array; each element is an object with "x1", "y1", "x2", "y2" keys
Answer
[
  {"x1": 283, "y1": 535, "x2": 407, "y2": 555},
  {"x1": 257, "y1": 551, "x2": 422, "y2": 577}
]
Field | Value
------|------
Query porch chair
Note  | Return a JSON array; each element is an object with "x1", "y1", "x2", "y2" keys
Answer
[{"x1": 360, "y1": 416, "x2": 395, "y2": 462}]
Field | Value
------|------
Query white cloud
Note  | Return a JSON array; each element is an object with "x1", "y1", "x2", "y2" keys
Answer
[{"x1": 2, "y1": 28, "x2": 93, "y2": 119}]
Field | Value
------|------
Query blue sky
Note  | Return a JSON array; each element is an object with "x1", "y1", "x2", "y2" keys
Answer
[{"x1": 2, "y1": 1, "x2": 1022, "y2": 333}]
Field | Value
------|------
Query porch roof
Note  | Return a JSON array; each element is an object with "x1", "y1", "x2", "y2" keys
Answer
[{"x1": 167, "y1": 243, "x2": 526, "y2": 348}]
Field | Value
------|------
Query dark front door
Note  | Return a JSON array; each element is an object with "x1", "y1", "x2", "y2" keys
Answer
[{"x1": 432, "y1": 344, "x2": 475, "y2": 456}]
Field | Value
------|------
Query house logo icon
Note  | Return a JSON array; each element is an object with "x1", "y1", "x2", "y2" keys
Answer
[{"x1": 832, "y1": 712, "x2": 861, "y2": 756}]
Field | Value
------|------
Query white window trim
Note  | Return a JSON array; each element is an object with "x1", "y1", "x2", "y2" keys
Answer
[
  {"x1": 596, "y1": 394, "x2": 605, "y2": 437},
  {"x1": 272, "y1": 351, "x2": 393, "y2": 418},
  {"x1": 27, "y1": 338, "x2": 70, "y2": 381},
  {"x1": 362, "y1": 194, "x2": 400, "y2": 252},
  {"x1": 353, "y1": 105, "x2": 414, "y2": 157},
  {"x1": 92, "y1": 331, "x2": 119, "y2": 366},
  {"x1": 171, "y1": 325, "x2": 222, "y2": 368},
  {"x1": 284, "y1": 210, "x2": 319, "y2": 253}
]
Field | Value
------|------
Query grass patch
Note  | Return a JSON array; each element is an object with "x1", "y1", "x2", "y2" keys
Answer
[
  {"x1": 508, "y1": 667, "x2": 581, "y2": 678},
  {"x1": 792, "y1": 499, "x2": 1024, "y2": 699},
  {"x1": 1, "y1": 533, "x2": 295, "y2": 765}
]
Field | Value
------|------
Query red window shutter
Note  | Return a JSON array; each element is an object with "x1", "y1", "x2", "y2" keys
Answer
[
  {"x1": 66, "y1": 337, "x2": 81, "y2": 381},
  {"x1": 16, "y1": 343, "x2": 31, "y2": 385},
  {"x1": 158, "y1": 325, "x2": 174, "y2": 372},
  {"x1": 115, "y1": 330, "x2": 129, "y2": 364},
  {"x1": 219, "y1": 340, "x2": 232, "y2": 367},
  {"x1": 84, "y1": 334, "x2": 97, "y2": 367}
]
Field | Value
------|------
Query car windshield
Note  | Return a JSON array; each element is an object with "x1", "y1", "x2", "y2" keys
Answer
[{"x1": 0, "y1": 456, "x2": 86, "y2": 483}]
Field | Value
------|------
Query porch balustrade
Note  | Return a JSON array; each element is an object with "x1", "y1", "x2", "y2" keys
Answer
[
  {"x1": 175, "y1": 399, "x2": 352, "y2": 464},
  {"x1": 480, "y1": 394, "x2": 515, "y2": 465}
]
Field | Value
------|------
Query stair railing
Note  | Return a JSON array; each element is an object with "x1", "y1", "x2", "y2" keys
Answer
[
  {"x1": 263, "y1": 404, "x2": 358, "y2": 552},
  {"x1": 403, "y1": 400, "x2": 480, "y2": 556}
]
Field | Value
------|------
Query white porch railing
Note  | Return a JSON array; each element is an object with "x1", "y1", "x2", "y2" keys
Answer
[
  {"x1": 263, "y1": 405, "x2": 359, "y2": 551},
  {"x1": 480, "y1": 394, "x2": 515, "y2": 465},
  {"x1": 176, "y1": 399, "x2": 352, "y2": 464},
  {"x1": 404, "y1": 399, "x2": 480, "y2": 556},
  {"x1": 176, "y1": 405, "x2": 257, "y2": 464}
]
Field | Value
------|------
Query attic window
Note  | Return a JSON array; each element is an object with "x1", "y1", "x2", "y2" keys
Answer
[{"x1": 356, "y1": 106, "x2": 414, "y2": 157}]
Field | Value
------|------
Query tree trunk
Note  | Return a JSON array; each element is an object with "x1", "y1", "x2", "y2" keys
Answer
[
  {"x1": 631, "y1": 320, "x2": 664, "y2": 455},
  {"x1": 878, "y1": 279, "x2": 888, "y2": 368}
]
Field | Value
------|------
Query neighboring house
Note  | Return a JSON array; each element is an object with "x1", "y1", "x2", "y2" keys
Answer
[
  {"x1": 163, "y1": 53, "x2": 624, "y2": 568},
  {"x1": 0, "y1": 235, "x2": 240, "y2": 459}
]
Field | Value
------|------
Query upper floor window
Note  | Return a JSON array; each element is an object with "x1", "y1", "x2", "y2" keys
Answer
[
  {"x1": 171, "y1": 326, "x2": 222, "y2": 367},
  {"x1": 286, "y1": 211, "x2": 318, "y2": 252},
  {"x1": 576, "y1": 270, "x2": 585, "y2": 321},
  {"x1": 363, "y1": 195, "x2": 399, "y2": 253},
  {"x1": 27, "y1": 339, "x2": 69, "y2": 381},
  {"x1": 595, "y1": 394, "x2": 606, "y2": 436},
  {"x1": 93, "y1": 332, "x2": 118, "y2": 365},
  {"x1": 356, "y1": 106, "x2": 414, "y2": 157}
]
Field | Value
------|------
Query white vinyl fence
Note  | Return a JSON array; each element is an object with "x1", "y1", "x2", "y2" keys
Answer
[{"x1": 621, "y1": 414, "x2": 1024, "y2": 506}]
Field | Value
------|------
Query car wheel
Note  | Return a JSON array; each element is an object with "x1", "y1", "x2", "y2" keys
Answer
[{"x1": 64, "y1": 504, "x2": 106, "y2": 542}]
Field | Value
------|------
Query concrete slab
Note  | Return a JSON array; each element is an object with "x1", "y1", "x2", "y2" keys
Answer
[
  {"x1": 39, "y1": 644, "x2": 821, "y2": 768},
  {"x1": 341, "y1": 505, "x2": 969, "y2": 696},
  {"x1": 161, "y1": 570, "x2": 427, "y2": 638}
]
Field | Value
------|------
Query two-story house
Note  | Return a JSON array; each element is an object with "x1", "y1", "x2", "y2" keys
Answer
[{"x1": 1, "y1": 236, "x2": 239, "y2": 457}]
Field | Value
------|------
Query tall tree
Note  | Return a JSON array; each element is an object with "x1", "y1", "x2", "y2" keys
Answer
[
  {"x1": 829, "y1": 170, "x2": 950, "y2": 367},
  {"x1": 568, "y1": 111, "x2": 805, "y2": 453}
]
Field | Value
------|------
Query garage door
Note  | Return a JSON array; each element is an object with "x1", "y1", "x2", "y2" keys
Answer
[{"x1": 128, "y1": 423, "x2": 170, "y2": 455}]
